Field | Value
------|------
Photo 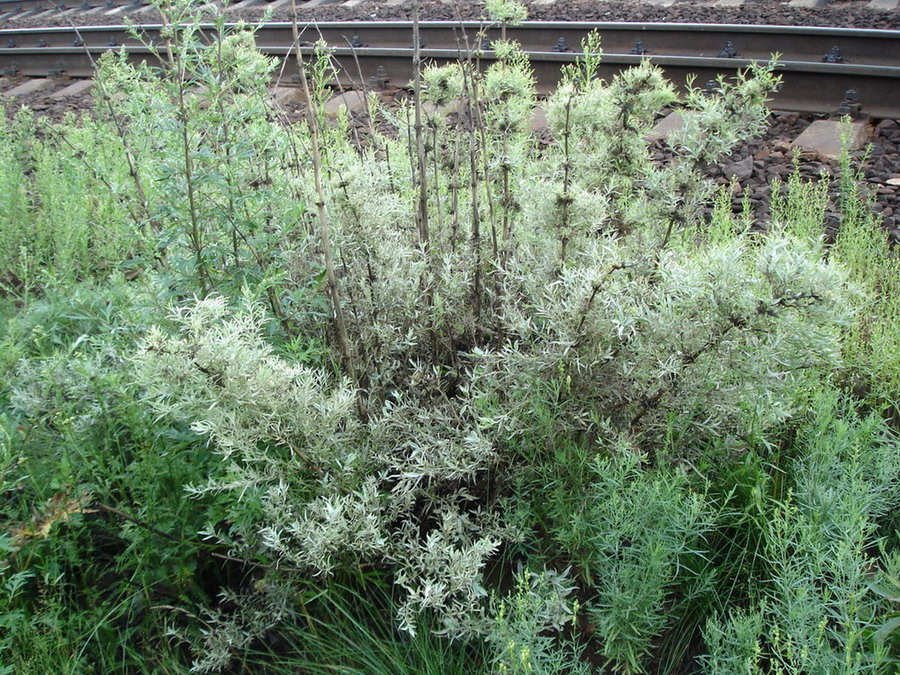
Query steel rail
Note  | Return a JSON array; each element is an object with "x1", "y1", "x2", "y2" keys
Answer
[
  {"x1": 0, "y1": 21, "x2": 898, "y2": 116},
  {"x1": 2, "y1": 21, "x2": 899, "y2": 65}
]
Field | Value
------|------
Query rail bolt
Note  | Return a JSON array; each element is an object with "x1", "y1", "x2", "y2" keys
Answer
[
  {"x1": 368, "y1": 65, "x2": 389, "y2": 91},
  {"x1": 480, "y1": 38, "x2": 493, "y2": 51},
  {"x1": 835, "y1": 89, "x2": 863, "y2": 119},
  {"x1": 350, "y1": 32, "x2": 364, "y2": 49},
  {"x1": 718, "y1": 41, "x2": 738, "y2": 58},
  {"x1": 821, "y1": 46, "x2": 844, "y2": 64},
  {"x1": 73, "y1": 37, "x2": 84, "y2": 47},
  {"x1": 630, "y1": 39, "x2": 647, "y2": 55},
  {"x1": 36, "y1": 39, "x2": 48, "y2": 47},
  {"x1": 551, "y1": 37, "x2": 570, "y2": 53},
  {"x1": 6, "y1": 39, "x2": 16, "y2": 48}
]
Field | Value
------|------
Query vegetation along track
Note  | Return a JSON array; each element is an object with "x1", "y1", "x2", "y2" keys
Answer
[{"x1": 1, "y1": 20, "x2": 899, "y2": 116}]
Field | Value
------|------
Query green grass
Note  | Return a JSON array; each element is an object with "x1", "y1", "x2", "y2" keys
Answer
[{"x1": 244, "y1": 580, "x2": 487, "y2": 675}]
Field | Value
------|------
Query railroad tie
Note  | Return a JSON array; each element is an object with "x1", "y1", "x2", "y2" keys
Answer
[{"x1": 3, "y1": 77, "x2": 51, "y2": 98}]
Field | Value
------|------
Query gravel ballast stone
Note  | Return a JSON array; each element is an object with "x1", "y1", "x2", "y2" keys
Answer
[{"x1": 4, "y1": 0, "x2": 900, "y2": 30}]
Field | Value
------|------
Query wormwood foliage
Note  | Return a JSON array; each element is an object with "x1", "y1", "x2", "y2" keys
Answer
[
  {"x1": 702, "y1": 390, "x2": 900, "y2": 673},
  {"x1": 830, "y1": 140, "x2": 900, "y2": 422},
  {"x1": 2, "y1": 2, "x2": 899, "y2": 671},
  {"x1": 0, "y1": 111, "x2": 140, "y2": 292}
]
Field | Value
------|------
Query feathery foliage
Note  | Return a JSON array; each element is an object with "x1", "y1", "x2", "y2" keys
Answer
[{"x1": 0, "y1": 1, "x2": 897, "y2": 671}]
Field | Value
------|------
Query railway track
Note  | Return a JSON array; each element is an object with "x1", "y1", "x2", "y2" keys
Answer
[
  {"x1": 1, "y1": 20, "x2": 899, "y2": 116},
  {"x1": 0, "y1": 0, "x2": 897, "y2": 19}
]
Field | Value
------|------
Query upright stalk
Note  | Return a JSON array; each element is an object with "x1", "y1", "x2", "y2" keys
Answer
[
  {"x1": 412, "y1": 2, "x2": 430, "y2": 251},
  {"x1": 211, "y1": 28, "x2": 294, "y2": 336},
  {"x1": 291, "y1": 0, "x2": 365, "y2": 418},
  {"x1": 461, "y1": 59, "x2": 483, "y2": 330},
  {"x1": 558, "y1": 94, "x2": 574, "y2": 266},
  {"x1": 449, "y1": 125, "x2": 462, "y2": 252},
  {"x1": 412, "y1": 1, "x2": 439, "y2": 361},
  {"x1": 170, "y1": 25, "x2": 211, "y2": 295},
  {"x1": 69, "y1": 22, "x2": 158, "y2": 237},
  {"x1": 499, "y1": 133, "x2": 512, "y2": 261},
  {"x1": 431, "y1": 124, "x2": 445, "y2": 236},
  {"x1": 475, "y1": 96, "x2": 498, "y2": 266}
]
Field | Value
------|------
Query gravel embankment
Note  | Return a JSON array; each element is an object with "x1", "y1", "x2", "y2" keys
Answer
[
  {"x1": 703, "y1": 112, "x2": 900, "y2": 241},
  {"x1": 4, "y1": 0, "x2": 900, "y2": 30}
]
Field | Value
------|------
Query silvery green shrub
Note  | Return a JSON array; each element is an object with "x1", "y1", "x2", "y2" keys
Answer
[{"x1": 112, "y1": 14, "x2": 857, "y2": 671}]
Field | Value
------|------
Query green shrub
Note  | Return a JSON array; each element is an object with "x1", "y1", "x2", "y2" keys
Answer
[
  {"x1": 831, "y1": 140, "x2": 900, "y2": 419},
  {"x1": 1, "y1": 2, "x2": 895, "y2": 671},
  {"x1": 486, "y1": 568, "x2": 587, "y2": 674},
  {"x1": 94, "y1": 17, "x2": 310, "y2": 318},
  {"x1": 0, "y1": 281, "x2": 218, "y2": 671},
  {"x1": 123, "y1": 25, "x2": 858, "y2": 669},
  {"x1": 0, "y1": 110, "x2": 34, "y2": 292},
  {"x1": 0, "y1": 111, "x2": 142, "y2": 290},
  {"x1": 702, "y1": 389, "x2": 900, "y2": 673},
  {"x1": 555, "y1": 448, "x2": 715, "y2": 672}
]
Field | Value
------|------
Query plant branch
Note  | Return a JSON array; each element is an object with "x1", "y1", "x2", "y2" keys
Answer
[{"x1": 291, "y1": 0, "x2": 366, "y2": 420}]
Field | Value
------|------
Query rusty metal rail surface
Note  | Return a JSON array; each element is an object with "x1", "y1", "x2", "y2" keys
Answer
[{"x1": 0, "y1": 21, "x2": 898, "y2": 116}]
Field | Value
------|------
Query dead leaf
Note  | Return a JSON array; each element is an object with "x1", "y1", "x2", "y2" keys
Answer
[{"x1": 7, "y1": 489, "x2": 96, "y2": 551}]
